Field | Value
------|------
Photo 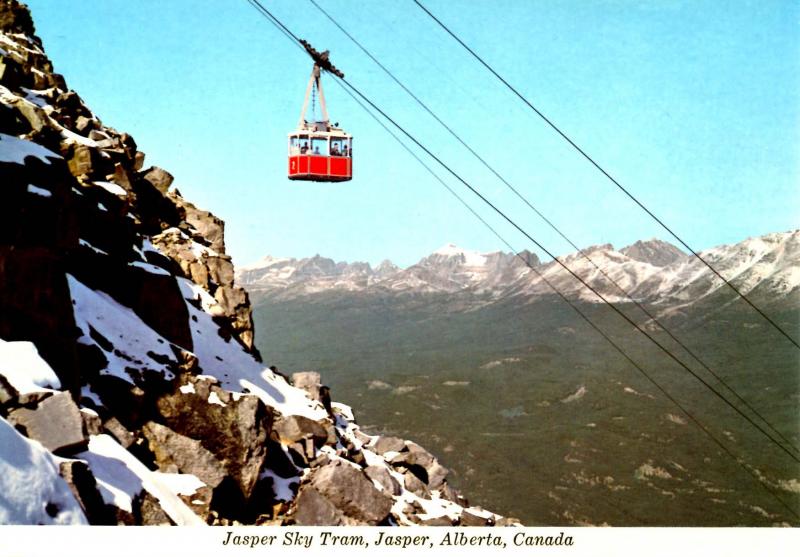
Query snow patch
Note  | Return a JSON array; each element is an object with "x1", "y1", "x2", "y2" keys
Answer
[
  {"x1": 259, "y1": 468, "x2": 298, "y2": 501},
  {"x1": 0, "y1": 417, "x2": 87, "y2": 525},
  {"x1": 129, "y1": 260, "x2": 171, "y2": 276},
  {"x1": 26, "y1": 183, "x2": 51, "y2": 197},
  {"x1": 207, "y1": 391, "x2": 226, "y2": 407},
  {"x1": 93, "y1": 181, "x2": 127, "y2": 197},
  {"x1": 433, "y1": 243, "x2": 488, "y2": 267},
  {"x1": 635, "y1": 462, "x2": 673, "y2": 480},
  {"x1": 480, "y1": 357, "x2": 522, "y2": 369},
  {"x1": 79, "y1": 239, "x2": 109, "y2": 256},
  {"x1": 68, "y1": 274, "x2": 177, "y2": 383},
  {"x1": 77, "y1": 434, "x2": 204, "y2": 525},
  {"x1": 0, "y1": 418, "x2": 88, "y2": 525},
  {"x1": 0, "y1": 132, "x2": 61, "y2": 166},
  {"x1": 177, "y1": 282, "x2": 327, "y2": 420},
  {"x1": 561, "y1": 385, "x2": 587, "y2": 403},
  {"x1": 0, "y1": 338, "x2": 61, "y2": 394}
]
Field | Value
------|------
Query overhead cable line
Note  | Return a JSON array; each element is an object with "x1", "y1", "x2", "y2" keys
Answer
[
  {"x1": 333, "y1": 73, "x2": 800, "y2": 466},
  {"x1": 307, "y1": 0, "x2": 800, "y2": 457},
  {"x1": 333, "y1": 81, "x2": 799, "y2": 522},
  {"x1": 242, "y1": 0, "x2": 800, "y2": 519},
  {"x1": 412, "y1": 0, "x2": 800, "y2": 352}
]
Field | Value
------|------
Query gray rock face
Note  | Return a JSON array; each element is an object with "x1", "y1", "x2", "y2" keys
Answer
[
  {"x1": 292, "y1": 485, "x2": 347, "y2": 526},
  {"x1": 300, "y1": 460, "x2": 393, "y2": 525},
  {"x1": 388, "y1": 441, "x2": 449, "y2": 489},
  {"x1": 364, "y1": 465, "x2": 401, "y2": 496},
  {"x1": 151, "y1": 221, "x2": 256, "y2": 354},
  {"x1": 403, "y1": 470, "x2": 431, "y2": 499},
  {"x1": 141, "y1": 166, "x2": 174, "y2": 194},
  {"x1": 273, "y1": 414, "x2": 335, "y2": 448},
  {"x1": 370, "y1": 435, "x2": 406, "y2": 455},
  {"x1": 7, "y1": 391, "x2": 87, "y2": 454},
  {"x1": 141, "y1": 421, "x2": 226, "y2": 489},
  {"x1": 155, "y1": 377, "x2": 271, "y2": 500},
  {"x1": 620, "y1": 239, "x2": 686, "y2": 267}
]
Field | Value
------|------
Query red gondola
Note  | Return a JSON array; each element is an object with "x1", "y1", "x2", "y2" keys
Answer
[{"x1": 288, "y1": 47, "x2": 352, "y2": 182}]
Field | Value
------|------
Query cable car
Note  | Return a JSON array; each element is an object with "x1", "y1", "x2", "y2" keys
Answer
[{"x1": 288, "y1": 45, "x2": 352, "y2": 182}]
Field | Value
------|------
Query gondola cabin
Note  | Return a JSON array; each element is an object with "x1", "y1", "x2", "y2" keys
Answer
[
  {"x1": 288, "y1": 128, "x2": 352, "y2": 182},
  {"x1": 288, "y1": 52, "x2": 352, "y2": 182}
]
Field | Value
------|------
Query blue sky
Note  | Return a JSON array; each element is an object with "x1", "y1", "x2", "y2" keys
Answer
[{"x1": 24, "y1": 0, "x2": 799, "y2": 268}]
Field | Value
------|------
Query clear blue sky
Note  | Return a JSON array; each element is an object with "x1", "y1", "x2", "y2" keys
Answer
[{"x1": 25, "y1": 0, "x2": 799, "y2": 268}]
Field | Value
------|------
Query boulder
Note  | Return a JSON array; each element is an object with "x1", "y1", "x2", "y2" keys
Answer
[
  {"x1": 427, "y1": 462, "x2": 449, "y2": 489},
  {"x1": 403, "y1": 470, "x2": 431, "y2": 499},
  {"x1": 273, "y1": 414, "x2": 334, "y2": 448},
  {"x1": 460, "y1": 508, "x2": 494, "y2": 527},
  {"x1": 168, "y1": 193, "x2": 225, "y2": 253},
  {"x1": 7, "y1": 391, "x2": 87, "y2": 454},
  {"x1": 364, "y1": 465, "x2": 401, "y2": 496},
  {"x1": 141, "y1": 421, "x2": 226, "y2": 489},
  {"x1": 102, "y1": 416, "x2": 136, "y2": 449},
  {"x1": 389, "y1": 441, "x2": 448, "y2": 488},
  {"x1": 370, "y1": 435, "x2": 406, "y2": 455},
  {"x1": 66, "y1": 144, "x2": 103, "y2": 178},
  {"x1": 439, "y1": 482, "x2": 468, "y2": 507},
  {"x1": 141, "y1": 166, "x2": 173, "y2": 194},
  {"x1": 75, "y1": 116, "x2": 97, "y2": 135},
  {"x1": 80, "y1": 408, "x2": 103, "y2": 436},
  {"x1": 292, "y1": 485, "x2": 347, "y2": 526},
  {"x1": 305, "y1": 460, "x2": 393, "y2": 525},
  {"x1": 155, "y1": 378, "x2": 271, "y2": 500}
]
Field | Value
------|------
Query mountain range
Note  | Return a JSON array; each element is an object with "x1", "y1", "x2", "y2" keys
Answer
[
  {"x1": 238, "y1": 231, "x2": 800, "y2": 309},
  {"x1": 242, "y1": 230, "x2": 800, "y2": 526}
]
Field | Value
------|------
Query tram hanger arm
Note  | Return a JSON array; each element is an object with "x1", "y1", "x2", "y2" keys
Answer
[{"x1": 300, "y1": 39, "x2": 344, "y2": 78}]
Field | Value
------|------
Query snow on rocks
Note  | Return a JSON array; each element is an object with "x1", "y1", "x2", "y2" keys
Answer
[
  {"x1": 177, "y1": 279, "x2": 327, "y2": 421},
  {"x1": 75, "y1": 434, "x2": 204, "y2": 525},
  {"x1": 0, "y1": 417, "x2": 87, "y2": 525},
  {"x1": 0, "y1": 131, "x2": 60, "y2": 165},
  {"x1": 0, "y1": 338, "x2": 61, "y2": 394},
  {"x1": 67, "y1": 273, "x2": 178, "y2": 384}
]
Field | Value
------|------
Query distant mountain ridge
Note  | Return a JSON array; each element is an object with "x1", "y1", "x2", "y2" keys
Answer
[{"x1": 238, "y1": 231, "x2": 800, "y2": 308}]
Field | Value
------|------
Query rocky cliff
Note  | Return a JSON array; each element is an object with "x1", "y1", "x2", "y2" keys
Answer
[{"x1": 0, "y1": 0, "x2": 510, "y2": 526}]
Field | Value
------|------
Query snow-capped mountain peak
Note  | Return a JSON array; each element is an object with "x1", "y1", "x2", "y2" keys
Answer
[
  {"x1": 432, "y1": 243, "x2": 489, "y2": 266},
  {"x1": 237, "y1": 231, "x2": 800, "y2": 306},
  {"x1": 621, "y1": 238, "x2": 686, "y2": 267}
]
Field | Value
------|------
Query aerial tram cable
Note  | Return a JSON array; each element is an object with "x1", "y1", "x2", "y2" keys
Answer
[
  {"x1": 244, "y1": 0, "x2": 800, "y2": 468},
  {"x1": 332, "y1": 73, "x2": 800, "y2": 467},
  {"x1": 247, "y1": 0, "x2": 353, "y2": 182},
  {"x1": 305, "y1": 0, "x2": 800, "y2": 457},
  {"x1": 411, "y1": 0, "x2": 800, "y2": 352},
  {"x1": 244, "y1": 0, "x2": 800, "y2": 521},
  {"x1": 331, "y1": 74, "x2": 800, "y2": 523}
]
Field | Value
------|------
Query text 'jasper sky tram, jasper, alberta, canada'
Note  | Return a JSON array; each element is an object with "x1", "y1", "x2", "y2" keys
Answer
[{"x1": 287, "y1": 41, "x2": 352, "y2": 182}]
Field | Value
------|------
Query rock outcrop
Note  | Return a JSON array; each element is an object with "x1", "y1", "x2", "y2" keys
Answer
[{"x1": 0, "y1": 0, "x2": 511, "y2": 527}]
